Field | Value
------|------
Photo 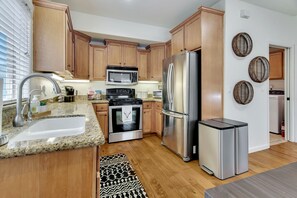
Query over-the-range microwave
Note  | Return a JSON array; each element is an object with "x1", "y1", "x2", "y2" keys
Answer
[{"x1": 106, "y1": 66, "x2": 138, "y2": 85}]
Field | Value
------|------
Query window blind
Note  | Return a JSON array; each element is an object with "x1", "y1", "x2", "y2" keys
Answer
[{"x1": 0, "y1": 0, "x2": 33, "y2": 103}]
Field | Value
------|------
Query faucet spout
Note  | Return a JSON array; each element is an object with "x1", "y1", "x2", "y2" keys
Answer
[{"x1": 13, "y1": 73, "x2": 62, "y2": 127}]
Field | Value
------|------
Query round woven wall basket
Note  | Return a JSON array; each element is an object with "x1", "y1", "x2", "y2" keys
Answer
[
  {"x1": 233, "y1": 80, "x2": 254, "y2": 105},
  {"x1": 248, "y1": 56, "x2": 270, "y2": 83},
  {"x1": 232, "y1": 32, "x2": 253, "y2": 57}
]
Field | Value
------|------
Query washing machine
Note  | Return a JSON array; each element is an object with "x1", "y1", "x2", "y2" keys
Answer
[{"x1": 269, "y1": 94, "x2": 284, "y2": 134}]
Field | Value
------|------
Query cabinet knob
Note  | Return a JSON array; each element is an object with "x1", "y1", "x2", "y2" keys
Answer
[
  {"x1": 124, "y1": 63, "x2": 126, "y2": 65},
  {"x1": 119, "y1": 62, "x2": 121, "y2": 64},
  {"x1": 180, "y1": 49, "x2": 183, "y2": 52},
  {"x1": 184, "y1": 48, "x2": 186, "y2": 50}
]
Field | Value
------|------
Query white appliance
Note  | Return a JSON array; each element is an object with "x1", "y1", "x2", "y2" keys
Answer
[{"x1": 269, "y1": 95, "x2": 284, "y2": 134}]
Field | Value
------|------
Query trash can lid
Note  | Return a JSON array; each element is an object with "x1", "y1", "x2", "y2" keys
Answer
[
  {"x1": 212, "y1": 118, "x2": 248, "y2": 127},
  {"x1": 199, "y1": 120, "x2": 234, "y2": 130}
]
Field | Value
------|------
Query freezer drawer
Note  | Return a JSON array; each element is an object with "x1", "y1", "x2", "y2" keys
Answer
[
  {"x1": 199, "y1": 120, "x2": 235, "y2": 180},
  {"x1": 162, "y1": 110, "x2": 195, "y2": 161}
]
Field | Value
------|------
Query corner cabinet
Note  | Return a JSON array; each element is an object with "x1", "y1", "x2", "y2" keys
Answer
[
  {"x1": 74, "y1": 31, "x2": 91, "y2": 79},
  {"x1": 89, "y1": 45, "x2": 107, "y2": 81},
  {"x1": 269, "y1": 50, "x2": 284, "y2": 79},
  {"x1": 170, "y1": 6, "x2": 224, "y2": 120},
  {"x1": 33, "y1": 1, "x2": 74, "y2": 74},
  {"x1": 137, "y1": 49, "x2": 149, "y2": 80},
  {"x1": 146, "y1": 43, "x2": 165, "y2": 81},
  {"x1": 93, "y1": 103, "x2": 109, "y2": 140},
  {"x1": 106, "y1": 40, "x2": 138, "y2": 67}
]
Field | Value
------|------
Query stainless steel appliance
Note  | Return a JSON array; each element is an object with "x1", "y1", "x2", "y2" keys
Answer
[
  {"x1": 64, "y1": 86, "x2": 75, "y2": 102},
  {"x1": 106, "y1": 66, "x2": 138, "y2": 85},
  {"x1": 162, "y1": 51, "x2": 200, "y2": 161},
  {"x1": 107, "y1": 88, "x2": 143, "y2": 143},
  {"x1": 153, "y1": 90, "x2": 162, "y2": 99},
  {"x1": 199, "y1": 120, "x2": 235, "y2": 180}
]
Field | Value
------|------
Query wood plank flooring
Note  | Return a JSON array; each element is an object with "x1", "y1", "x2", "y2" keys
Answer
[{"x1": 100, "y1": 135, "x2": 297, "y2": 198}]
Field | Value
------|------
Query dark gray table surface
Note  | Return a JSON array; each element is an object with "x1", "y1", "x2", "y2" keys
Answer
[{"x1": 205, "y1": 162, "x2": 297, "y2": 198}]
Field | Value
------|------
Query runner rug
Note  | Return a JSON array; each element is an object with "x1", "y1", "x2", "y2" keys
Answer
[{"x1": 100, "y1": 153, "x2": 148, "y2": 198}]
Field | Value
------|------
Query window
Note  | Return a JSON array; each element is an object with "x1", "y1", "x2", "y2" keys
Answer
[{"x1": 0, "y1": 0, "x2": 33, "y2": 103}]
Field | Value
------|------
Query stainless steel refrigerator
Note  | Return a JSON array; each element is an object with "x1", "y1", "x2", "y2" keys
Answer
[{"x1": 162, "y1": 51, "x2": 200, "y2": 162}]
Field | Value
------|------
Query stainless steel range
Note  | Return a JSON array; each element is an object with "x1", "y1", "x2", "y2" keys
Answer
[{"x1": 107, "y1": 88, "x2": 143, "y2": 143}]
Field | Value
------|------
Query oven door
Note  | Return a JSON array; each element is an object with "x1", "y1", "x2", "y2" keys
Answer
[{"x1": 109, "y1": 105, "x2": 142, "y2": 133}]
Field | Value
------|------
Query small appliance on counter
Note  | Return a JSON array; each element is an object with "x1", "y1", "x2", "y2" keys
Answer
[
  {"x1": 64, "y1": 86, "x2": 75, "y2": 102},
  {"x1": 153, "y1": 90, "x2": 162, "y2": 99}
]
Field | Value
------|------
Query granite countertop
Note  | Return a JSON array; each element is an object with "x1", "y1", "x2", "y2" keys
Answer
[
  {"x1": 90, "y1": 99, "x2": 109, "y2": 104},
  {"x1": 141, "y1": 98, "x2": 162, "y2": 102},
  {"x1": 0, "y1": 100, "x2": 105, "y2": 159}
]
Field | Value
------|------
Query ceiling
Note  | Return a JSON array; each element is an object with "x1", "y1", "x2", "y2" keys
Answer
[
  {"x1": 241, "y1": 0, "x2": 297, "y2": 16},
  {"x1": 53, "y1": 0, "x2": 221, "y2": 28}
]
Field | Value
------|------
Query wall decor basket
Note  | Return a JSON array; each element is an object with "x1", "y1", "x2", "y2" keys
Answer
[
  {"x1": 233, "y1": 80, "x2": 254, "y2": 105},
  {"x1": 232, "y1": 32, "x2": 253, "y2": 57},
  {"x1": 248, "y1": 56, "x2": 270, "y2": 83}
]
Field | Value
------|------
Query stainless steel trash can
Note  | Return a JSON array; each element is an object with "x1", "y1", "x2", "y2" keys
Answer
[
  {"x1": 212, "y1": 118, "x2": 248, "y2": 174},
  {"x1": 199, "y1": 120, "x2": 235, "y2": 180}
]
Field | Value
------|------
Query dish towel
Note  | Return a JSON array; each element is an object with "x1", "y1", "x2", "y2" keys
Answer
[{"x1": 122, "y1": 106, "x2": 132, "y2": 123}]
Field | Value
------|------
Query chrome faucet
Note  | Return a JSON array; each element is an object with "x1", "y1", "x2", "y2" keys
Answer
[{"x1": 13, "y1": 73, "x2": 62, "y2": 127}]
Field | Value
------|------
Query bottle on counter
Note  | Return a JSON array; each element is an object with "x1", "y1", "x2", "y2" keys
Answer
[{"x1": 30, "y1": 95, "x2": 40, "y2": 114}]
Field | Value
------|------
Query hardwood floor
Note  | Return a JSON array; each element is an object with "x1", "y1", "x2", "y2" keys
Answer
[{"x1": 100, "y1": 135, "x2": 297, "y2": 198}]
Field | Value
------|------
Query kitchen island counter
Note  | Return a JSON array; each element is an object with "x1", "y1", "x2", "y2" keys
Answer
[{"x1": 0, "y1": 100, "x2": 105, "y2": 159}]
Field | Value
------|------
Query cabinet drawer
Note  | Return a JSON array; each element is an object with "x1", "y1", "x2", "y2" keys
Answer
[
  {"x1": 155, "y1": 102, "x2": 162, "y2": 110},
  {"x1": 143, "y1": 102, "x2": 152, "y2": 109},
  {"x1": 94, "y1": 104, "x2": 108, "y2": 111}
]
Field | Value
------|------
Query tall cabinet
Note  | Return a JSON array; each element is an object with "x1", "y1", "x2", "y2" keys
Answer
[
  {"x1": 146, "y1": 43, "x2": 165, "y2": 81},
  {"x1": 170, "y1": 7, "x2": 224, "y2": 119}
]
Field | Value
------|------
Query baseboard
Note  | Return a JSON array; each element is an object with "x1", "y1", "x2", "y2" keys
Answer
[{"x1": 249, "y1": 144, "x2": 270, "y2": 153}]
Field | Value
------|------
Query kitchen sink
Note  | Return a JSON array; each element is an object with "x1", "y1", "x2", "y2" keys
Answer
[{"x1": 8, "y1": 115, "x2": 86, "y2": 144}]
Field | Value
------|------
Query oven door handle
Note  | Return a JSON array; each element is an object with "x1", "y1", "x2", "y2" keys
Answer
[{"x1": 162, "y1": 110, "x2": 183, "y2": 119}]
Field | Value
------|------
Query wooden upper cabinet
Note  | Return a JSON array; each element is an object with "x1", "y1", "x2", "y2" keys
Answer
[
  {"x1": 165, "y1": 40, "x2": 172, "y2": 58},
  {"x1": 66, "y1": 17, "x2": 74, "y2": 75},
  {"x1": 89, "y1": 45, "x2": 107, "y2": 81},
  {"x1": 269, "y1": 50, "x2": 284, "y2": 80},
  {"x1": 74, "y1": 31, "x2": 91, "y2": 79},
  {"x1": 137, "y1": 49, "x2": 149, "y2": 80},
  {"x1": 170, "y1": 10, "x2": 202, "y2": 55},
  {"x1": 106, "y1": 40, "x2": 138, "y2": 67},
  {"x1": 171, "y1": 27, "x2": 184, "y2": 55},
  {"x1": 147, "y1": 43, "x2": 165, "y2": 81},
  {"x1": 184, "y1": 15, "x2": 201, "y2": 51},
  {"x1": 122, "y1": 44, "x2": 137, "y2": 66},
  {"x1": 107, "y1": 42, "x2": 122, "y2": 66},
  {"x1": 33, "y1": 1, "x2": 73, "y2": 73}
]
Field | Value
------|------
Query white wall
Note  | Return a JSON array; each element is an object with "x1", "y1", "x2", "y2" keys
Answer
[
  {"x1": 71, "y1": 11, "x2": 171, "y2": 43},
  {"x1": 224, "y1": 0, "x2": 297, "y2": 152}
]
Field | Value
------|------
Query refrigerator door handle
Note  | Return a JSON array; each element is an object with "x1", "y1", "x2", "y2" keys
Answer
[
  {"x1": 170, "y1": 63, "x2": 174, "y2": 103},
  {"x1": 167, "y1": 63, "x2": 173, "y2": 104},
  {"x1": 162, "y1": 110, "x2": 184, "y2": 119}
]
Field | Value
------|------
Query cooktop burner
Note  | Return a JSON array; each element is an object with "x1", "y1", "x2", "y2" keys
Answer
[{"x1": 106, "y1": 88, "x2": 142, "y2": 106}]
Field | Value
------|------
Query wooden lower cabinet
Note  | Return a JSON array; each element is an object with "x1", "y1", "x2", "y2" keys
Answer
[
  {"x1": 93, "y1": 103, "x2": 109, "y2": 140},
  {"x1": 0, "y1": 147, "x2": 99, "y2": 198},
  {"x1": 142, "y1": 101, "x2": 163, "y2": 136}
]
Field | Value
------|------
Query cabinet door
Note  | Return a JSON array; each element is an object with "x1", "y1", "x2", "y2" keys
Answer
[
  {"x1": 155, "y1": 109, "x2": 163, "y2": 137},
  {"x1": 137, "y1": 50, "x2": 148, "y2": 80},
  {"x1": 150, "y1": 46, "x2": 165, "y2": 81},
  {"x1": 74, "y1": 35, "x2": 89, "y2": 79},
  {"x1": 97, "y1": 111, "x2": 108, "y2": 139},
  {"x1": 33, "y1": 6, "x2": 66, "y2": 72},
  {"x1": 66, "y1": 17, "x2": 74, "y2": 75},
  {"x1": 107, "y1": 43, "x2": 122, "y2": 66},
  {"x1": 269, "y1": 51, "x2": 284, "y2": 79},
  {"x1": 171, "y1": 27, "x2": 184, "y2": 55},
  {"x1": 185, "y1": 15, "x2": 201, "y2": 51},
  {"x1": 122, "y1": 44, "x2": 137, "y2": 66},
  {"x1": 143, "y1": 109, "x2": 152, "y2": 134},
  {"x1": 93, "y1": 47, "x2": 107, "y2": 80}
]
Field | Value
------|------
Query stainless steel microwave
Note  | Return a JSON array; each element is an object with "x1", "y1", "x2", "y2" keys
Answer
[{"x1": 106, "y1": 66, "x2": 138, "y2": 85}]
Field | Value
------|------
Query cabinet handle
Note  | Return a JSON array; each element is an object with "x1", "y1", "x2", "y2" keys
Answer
[
  {"x1": 119, "y1": 62, "x2": 121, "y2": 64},
  {"x1": 184, "y1": 48, "x2": 187, "y2": 50},
  {"x1": 180, "y1": 49, "x2": 183, "y2": 52},
  {"x1": 124, "y1": 63, "x2": 126, "y2": 65}
]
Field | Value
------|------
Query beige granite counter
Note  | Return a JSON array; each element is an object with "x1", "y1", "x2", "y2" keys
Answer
[
  {"x1": 0, "y1": 100, "x2": 105, "y2": 159},
  {"x1": 90, "y1": 99, "x2": 109, "y2": 104},
  {"x1": 142, "y1": 98, "x2": 162, "y2": 102}
]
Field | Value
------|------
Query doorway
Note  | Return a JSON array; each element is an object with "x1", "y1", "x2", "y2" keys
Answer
[{"x1": 268, "y1": 45, "x2": 288, "y2": 146}]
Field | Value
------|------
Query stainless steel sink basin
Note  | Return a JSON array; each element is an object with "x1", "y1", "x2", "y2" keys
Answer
[{"x1": 8, "y1": 116, "x2": 86, "y2": 145}]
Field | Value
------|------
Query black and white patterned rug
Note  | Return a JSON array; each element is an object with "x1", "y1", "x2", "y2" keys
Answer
[{"x1": 100, "y1": 153, "x2": 148, "y2": 198}]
